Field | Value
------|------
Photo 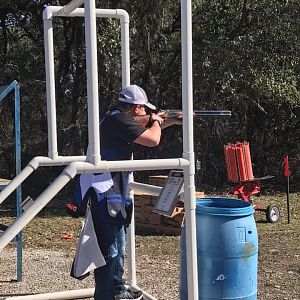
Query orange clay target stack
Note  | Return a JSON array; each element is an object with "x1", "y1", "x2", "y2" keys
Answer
[
  {"x1": 224, "y1": 141, "x2": 254, "y2": 184},
  {"x1": 224, "y1": 141, "x2": 280, "y2": 223}
]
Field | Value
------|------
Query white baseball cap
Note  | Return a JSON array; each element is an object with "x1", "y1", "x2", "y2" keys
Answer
[{"x1": 118, "y1": 85, "x2": 156, "y2": 110}]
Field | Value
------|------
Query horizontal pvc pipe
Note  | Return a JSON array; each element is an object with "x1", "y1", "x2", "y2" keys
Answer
[
  {"x1": 129, "y1": 182, "x2": 162, "y2": 196},
  {"x1": 4, "y1": 286, "x2": 155, "y2": 300},
  {"x1": 0, "y1": 156, "x2": 86, "y2": 206},
  {"x1": 0, "y1": 158, "x2": 189, "y2": 251},
  {"x1": 4, "y1": 288, "x2": 94, "y2": 300},
  {"x1": 44, "y1": 6, "x2": 129, "y2": 22},
  {"x1": 74, "y1": 158, "x2": 189, "y2": 174}
]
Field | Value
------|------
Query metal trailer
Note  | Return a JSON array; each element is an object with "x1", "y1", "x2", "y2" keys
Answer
[{"x1": 224, "y1": 141, "x2": 280, "y2": 223}]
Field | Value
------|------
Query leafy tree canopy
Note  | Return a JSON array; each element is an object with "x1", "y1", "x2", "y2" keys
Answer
[{"x1": 0, "y1": 0, "x2": 299, "y2": 193}]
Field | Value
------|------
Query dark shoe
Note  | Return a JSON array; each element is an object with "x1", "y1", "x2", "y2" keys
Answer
[{"x1": 114, "y1": 289, "x2": 143, "y2": 300}]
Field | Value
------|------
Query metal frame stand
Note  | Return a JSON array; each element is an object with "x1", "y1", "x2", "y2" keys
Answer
[{"x1": 0, "y1": 80, "x2": 22, "y2": 281}]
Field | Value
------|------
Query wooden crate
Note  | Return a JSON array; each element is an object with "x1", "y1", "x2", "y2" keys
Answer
[
  {"x1": 133, "y1": 194, "x2": 144, "y2": 207},
  {"x1": 162, "y1": 213, "x2": 185, "y2": 228},
  {"x1": 144, "y1": 214, "x2": 162, "y2": 226},
  {"x1": 134, "y1": 205, "x2": 144, "y2": 215},
  {"x1": 134, "y1": 193, "x2": 157, "y2": 206},
  {"x1": 134, "y1": 204, "x2": 159, "y2": 225},
  {"x1": 148, "y1": 175, "x2": 168, "y2": 187},
  {"x1": 135, "y1": 223, "x2": 182, "y2": 236},
  {"x1": 133, "y1": 182, "x2": 205, "y2": 235},
  {"x1": 142, "y1": 194, "x2": 157, "y2": 206}
]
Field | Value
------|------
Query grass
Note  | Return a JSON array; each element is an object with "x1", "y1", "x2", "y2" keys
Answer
[{"x1": 1, "y1": 193, "x2": 299, "y2": 251}]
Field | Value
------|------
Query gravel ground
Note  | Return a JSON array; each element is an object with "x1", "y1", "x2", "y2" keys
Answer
[
  {"x1": 0, "y1": 194, "x2": 299, "y2": 300},
  {"x1": 0, "y1": 228, "x2": 299, "y2": 300},
  {"x1": 0, "y1": 248, "x2": 95, "y2": 299},
  {"x1": 0, "y1": 245, "x2": 179, "y2": 300}
]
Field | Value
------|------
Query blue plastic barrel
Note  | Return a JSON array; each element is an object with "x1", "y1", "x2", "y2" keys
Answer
[{"x1": 180, "y1": 198, "x2": 258, "y2": 300}]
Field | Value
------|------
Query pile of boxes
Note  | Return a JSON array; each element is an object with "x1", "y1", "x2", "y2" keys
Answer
[{"x1": 134, "y1": 175, "x2": 204, "y2": 235}]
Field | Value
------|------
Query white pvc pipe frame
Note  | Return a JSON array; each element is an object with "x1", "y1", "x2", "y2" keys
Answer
[{"x1": 0, "y1": 1, "x2": 198, "y2": 300}]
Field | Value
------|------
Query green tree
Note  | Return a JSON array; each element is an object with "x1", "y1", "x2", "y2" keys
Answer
[{"x1": 0, "y1": 0, "x2": 299, "y2": 193}]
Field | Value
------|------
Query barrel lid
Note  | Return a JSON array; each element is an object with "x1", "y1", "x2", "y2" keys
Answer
[{"x1": 196, "y1": 198, "x2": 254, "y2": 216}]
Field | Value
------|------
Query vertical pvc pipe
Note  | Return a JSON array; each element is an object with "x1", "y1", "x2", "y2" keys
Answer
[
  {"x1": 120, "y1": 12, "x2": 130, "y2": 87},
  {"x1": 181, "y1": 1, "x2": 198, "y2": 300},
  {"x1": 119, "y1": 12, "x2": 137, "y2": 286},
  {"x1": 14, "y1": 82, "x2": 23, "y2": 282},
  {"x1": 126, "y1": 183, "x2": 137, "y2": 287},
  {"x1": 43, "y1": 16, "x2": 58, "y2": 159},
  {"x1": 84, "y1": 0, "x2": 101, "y2": 165}
]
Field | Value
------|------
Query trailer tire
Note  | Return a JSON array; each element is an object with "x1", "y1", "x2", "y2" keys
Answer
[{"x1": 266, "y1": 204, "x2": 280, "y2": 223}]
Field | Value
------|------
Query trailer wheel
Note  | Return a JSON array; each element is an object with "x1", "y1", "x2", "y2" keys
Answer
[{"x1": 266, "y1": 204, "x2": 280, "y2": 223}]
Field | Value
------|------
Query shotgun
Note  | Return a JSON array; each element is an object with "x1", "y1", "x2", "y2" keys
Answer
[{"x1": 134, "y1": 110, "x2": 231, "y2": 127}]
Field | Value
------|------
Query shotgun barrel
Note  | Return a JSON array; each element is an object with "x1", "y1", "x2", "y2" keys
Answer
[{"x1": 162, "y1": 110, "x2": 231, "y2": 117}]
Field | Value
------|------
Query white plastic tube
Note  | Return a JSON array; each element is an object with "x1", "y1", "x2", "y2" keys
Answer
[
  {"x1": 74, "y1": 158, "x2": 189, "y2": 173},
  {"x1": 0, "y1": 158, "x2": 189, "y2": 251},
  {"x1": 84, "y1": 0, "x2": 101, "y2": 165},
  {"x1": 120, "y1": 10, "x2": 130, "y2": 87},
  {"x1": 4, "y1": 286, "x2": 155, "y2": 300},
  {"x1": 60, "y1": 0, "x2": 84, "y2": 15},
  {"x1": 43, "y1": 18, "x2": 58, "y2": 159},
  {"x1": 46, "y1": 7, "x2": 129, "y2": 20},
  {"x1": 5, "y1": 288, "x2": 94, "y2": 300},
  {"x1": 126, "y1": 187, "x2": 137, "y2": 286},
  {"x1": 128, "y1": 181, "x2": 162, "y2": 196},
  {"x1": 181, "y1": 1, "x2": 198, "y2": 300},
  {"x1": 0, "y1": 156, "x2": 86, "y2": 205},
  {"x1": 0, "y1": 168, "x2": 75, "y2": 251},
  {"x1": 42, "y1": 6, "x2": 130, "y2": 161}
]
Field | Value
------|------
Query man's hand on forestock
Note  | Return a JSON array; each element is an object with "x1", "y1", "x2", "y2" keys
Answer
[
  {"x1": 149, "y1": 113, "x2": 164, "y2": 126},
  {"x1": 172, "y1": 111, "x2": 183, "y2": 125},
  {"x1": 160, "y1": 111, "x2": 183, "y2": 129}
]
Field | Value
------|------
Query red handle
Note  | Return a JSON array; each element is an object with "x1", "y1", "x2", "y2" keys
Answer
[{"x1": 283, "y1": 156, "x2": 291, "y2": 177}]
